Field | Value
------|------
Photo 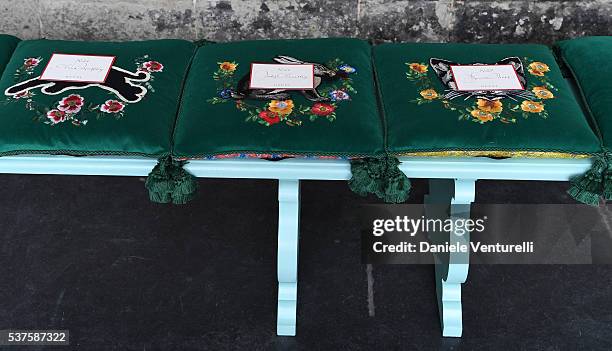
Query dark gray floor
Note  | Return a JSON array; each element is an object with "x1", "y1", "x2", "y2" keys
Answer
[{"x1": 0, "y1": 175, "x2": 611, "y2": 350}]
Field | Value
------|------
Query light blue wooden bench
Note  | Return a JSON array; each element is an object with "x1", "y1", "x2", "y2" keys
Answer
[
  {"x1": 0, "y1": 34, "x2": 609, "y2": 339},
  {"x1": 0, "y1": 155, "x2": 590, "y2": 336}
]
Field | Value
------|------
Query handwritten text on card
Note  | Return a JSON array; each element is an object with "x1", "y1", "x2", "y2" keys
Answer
[
  {"x1": 450, "y1": 65, "x2": 524, "y2": 91},
  {"x1": 40, "y1": 54, "x2": 116, "y2": 83},
  {"x1": 249, "y1": 63, "x2": 314, "y2": 90}
]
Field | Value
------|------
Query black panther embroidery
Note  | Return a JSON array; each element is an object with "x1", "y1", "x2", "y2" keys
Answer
[
  {"x1": 4, "y1": 66, "x2": 150, "y2": 103},
  {"x1": 231, "y1": 55, "x2": 340, "y2": 102},
  {"x1": 429, "y1": 57, "x2": 535, "y2": 101}
]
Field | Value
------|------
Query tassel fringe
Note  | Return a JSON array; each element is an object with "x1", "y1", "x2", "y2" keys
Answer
[
  {"x1": 603, "y1": 170, "x2": 612, "y2": 201},
  {"x1": 145, "y1": 156, "x2": 198, "y2": 205},
  {"x1": 144, "y1": 151, "x2": 612, "y2": 207},
  {"x1": 349, "y1": 156, "x2": 411, "y2": 203},
  {"x1": 567, "y1": 152, "x2": 612, "y2": 206}
]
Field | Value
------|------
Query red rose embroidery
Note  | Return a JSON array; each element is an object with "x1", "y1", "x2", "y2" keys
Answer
[
  {"x1": 13, "y1": 91, "x2": 32, "y2": 99},
  {"x1": 57, "y1": 94, "x2": 84, "y2": 113},
  {"x1": 259, "y1": 110, "x2": 281, "y2": 125},
  {"x1": 311, "y1": 103, "x2": 335, "y2": 116},
  {"x1": 142, "y1": 61, "x2": 164, "y2": 72},
  {"x1": 23, "y1": 58, "x2": 40, "y2": 67},
  {"x1": 47, "y1": 110, "x2": 67, "y2": 124},
  {"x1": 100, "y1": 100, "x2": 125, "y2": 113}
]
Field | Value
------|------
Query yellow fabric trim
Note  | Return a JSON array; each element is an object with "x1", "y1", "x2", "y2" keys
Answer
[{"x1": 397, "y1": 150, "x2": 591, "y2": 159}]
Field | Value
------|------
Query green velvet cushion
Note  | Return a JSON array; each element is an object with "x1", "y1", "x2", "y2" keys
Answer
[
  {"x1": 173, "y1": 38, "x2": 383, "y2": 158},
  {"x1": 0, "y1": 34, "x2": 20, "y2": 76},
  {"x1": 555, "y1": 37, "x2": 612, "y2": 147},
  {"x1": 0, "y1": 39, "x2": 195, "y2": 157},
  {"x1": 374, "y1": 43, "x2": 600, "y2": 157}
]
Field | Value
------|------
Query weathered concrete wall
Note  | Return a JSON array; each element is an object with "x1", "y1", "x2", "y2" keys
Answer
[{"x1": 1, "y1": 0, "x2": 610, "y2": 44}]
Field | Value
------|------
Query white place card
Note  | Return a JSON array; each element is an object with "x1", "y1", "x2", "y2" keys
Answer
[
  {"x1": 40, "y1": 53, "x2": 116, "y2": 83},
  {"x1": 450, "y1": 64, "x2": 524, "y2": 91},
  {"x1": 249, "y1": 63, "x2": 314, "y2": 90}
]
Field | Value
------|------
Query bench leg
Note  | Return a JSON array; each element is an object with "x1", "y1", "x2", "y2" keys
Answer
[
  {"x1": 276, "y1": 179, "x2": 300, "y2": 336},
  {"x1": 426, "y1": 179, "x2": 475, "y2": 337}
]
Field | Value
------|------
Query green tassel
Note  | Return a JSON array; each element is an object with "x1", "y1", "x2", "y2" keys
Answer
[
  {"x1": 170, "y1": 160, "x2": 198, "y2": 205},
  {"x1": 567, "y1": 152, "x2": 610, "y2": 206},
  {"x1": 567, "y1": 186, "x2": 600, "y2": 206},
  {"x1": 145, "y1": 157, "x2": 198, "y2": 205},
  {"x1": 349, "y1": 156, "x2": 411, "y2": 203},
  {"x1": 348, "y1": 158, "x2": 383, "y2": 196},
  {"x1": 382, "y1": 167, "x2": 411, "y2": 203},
  {"x1": 145, "y1": 156, "x2": 174, "y2": 204},
  {"x1": 604, "y1": 166, "x2": 612, "y2": 201}
]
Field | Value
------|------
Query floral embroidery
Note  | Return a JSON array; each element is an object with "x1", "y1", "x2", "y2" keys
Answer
[
  {"x1": 268, "y1": 99, "x2": 294, "y2": 115},
  {"x1": 311, "y1": 103, "x2": 336, "y2": 116},
  {"x1": 528, "y1": 62, "x2": 549, "y2": 76},
  {"x1": 258, "y1": 110, "x2": 281, "y2": 125},
  {"x1": 141, "y1": 61, "x2": 164, "y2": 73},
  {"x1": 408, "y1": 63, "x2": 428, "y2": 74},
  {"x1": 24, "y1": 58, "x2": 41, "y2": 67},
  {"x1": 338, "y1": 64, "x2": 357, "y2": 74},
  {"x1": 218, "y1": 88, "x2": 233, "y2": 99},
  {"x1": 329, "y1": 89, "x2": 350, "y2": 101},
  {"x1": 521, "y1": 100, "x2": 545, "y2": 113},
  {"x1": 219, "y1": 61, "x2": 237, "y2": 72},
  {"x1": 39, "y1": 95, "x2": 88, "y2": 126},
  {"x1": 57, "y1": 94, "x2": 85, "y2": 113},
  {"x1": 476, "y1": 99, "x2": 503, "y2": 113},
  {"x1": 100, "y1": 100, "x2": 126, "y2": 114},
  {"x1": 134, "y1": 55, "x2": 161, "y2": 93},
  {"x1": 407, "y1": 57, "x2": 555, "y2": 124},
  {"x1": 3, "y1": 55, "x2": 163, "y2": 127},
  {"x1": 470, "y1": 109, "x2": 494, "y2": 123},
  {"x1": 46, "y1": 110, "x2": 67, "y2": 125},
  {"x1": 420, "y1": 89, "x2": 438, "y2": 100},
  {"x1": 532, "y1": 86, "x2": 554, "y2": 99},
  {"x1": 207, "y1": 58, "x2": 357, "y2": 127},
  {"x1": 13, "y1": 90, "x2": 34, "y2": 99},
  {"x1": 13, "y1": 57, "x2": 43, "y2": 82}
]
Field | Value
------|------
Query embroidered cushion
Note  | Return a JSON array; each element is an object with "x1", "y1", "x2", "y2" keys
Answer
[
  {"x1": 0, "y1": 39, "x2": 195, "y2": 157},
  {"x1": 373, "y1": 43, "x2": 600, "y2": 157},
  {"x1": 173, "y1": 38, "x2": 384, "y2": 158},
  {"x1": 555, "y1": 37, "x2": 612, "y2": 146},
  {"x1": 0, "y1": 34, "x2": 20, "y2": 76}
]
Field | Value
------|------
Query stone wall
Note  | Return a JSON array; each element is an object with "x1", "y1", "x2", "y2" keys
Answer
[{"x1": 1, "y1": 0, "x2": 611, "y2": 44}]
